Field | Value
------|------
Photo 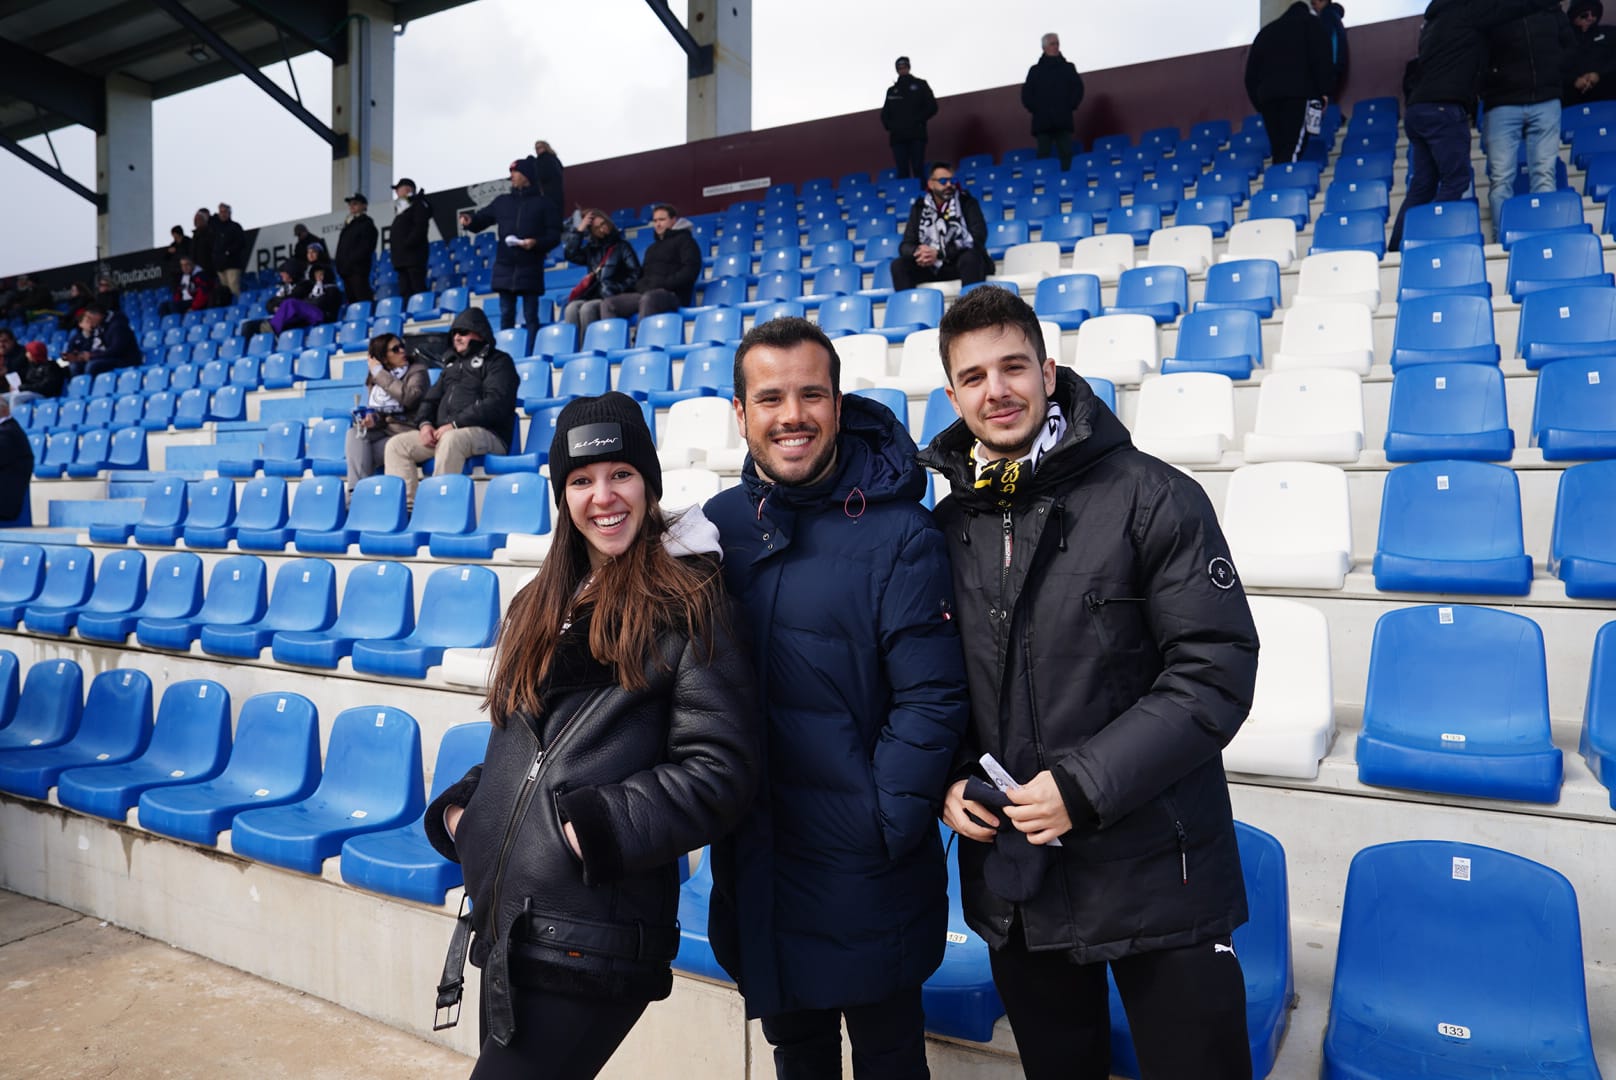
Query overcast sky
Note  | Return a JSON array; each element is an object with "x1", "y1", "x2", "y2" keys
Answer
[{"x1": 0, "y1": 0, "x2": 1428, "y2": 278}]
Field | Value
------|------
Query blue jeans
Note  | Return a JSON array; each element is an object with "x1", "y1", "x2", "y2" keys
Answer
[
  {"x1": 1484, "y1": 100, "x2": 1562, "y2": 241},
  {"x1": 1389, "y1": 102, "x2": 1476, "y2": 251}
]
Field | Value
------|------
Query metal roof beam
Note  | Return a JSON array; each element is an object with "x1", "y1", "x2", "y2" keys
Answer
[
  {"x1": 223, "y1": 0, "x2": 349, "y2": 60},
  {"x1": 642, "y1": 0, "x2": 714, "y2": 78},
  {"x1": 0, "y1": 131, "x2": 105, "y2": 208},
  {"x1": 0, "y1": 37, "x2": 106, "y2": 132},
  {"x1": 85, "y1": 8, "x2": 261, "y2": 78}
]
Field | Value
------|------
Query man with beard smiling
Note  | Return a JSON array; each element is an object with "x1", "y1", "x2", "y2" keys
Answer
[
  {"x1": 703, "y1": 317, "x2": 969, "y2": 1079},
  {"x1": 918, "y1": 287, "x2": 1259, "y2": 1080}
]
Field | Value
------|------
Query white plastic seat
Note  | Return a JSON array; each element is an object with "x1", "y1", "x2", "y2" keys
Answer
[
  {"x1": 1242, "y1": 368, "x2": 1365, "y2": 463},
  {"x1": 440, "y1": 646, "x2": 497, "y2": 689},
  {"x1": 1130, "y1": 372, "x2": 1234, "y2": 463},
  {"x1": 915, "y1": 278, "x2": 963, "y2": 299},
  {"x1": 836, "y1": 333, "x2": 893, "y2": 389},
  {"x1": 661, "y1": 467, "x2": 723, "y2": 511},
  {"x1": 1220, "y1": 218, "x2": 1297, "y2": 269},
  {"x1": 657, "y1": 397, "x2": 741, "y2": 470},
  {"x1": 1068, "y1": 234, "x2": 1136, "y2": 283},
  {"x1": 1292, "y1": 249, "x2": 1382, "y2": 312},
  {"x1": 503, "y1": 531, "x2": 555, "y2": 563},
  {"x1": 875, "y1": 327, "x2": 946, "y2": 396},
  {"x1": 1222, "y1": 596, "x2": 1335, "y2": 779},
  {"x1": 1038, "y1": 319, "x2": 1065, "y2": 366},
  {"x1": 991, "y1": 241, "x2": 1063, "y2": 290},
  {"x1": 1140, "y1": 225, "x2": 1215, "y2": 275},
  {"x1": 1071, "y1": 314, "x2": 1159, "y2": 384},
  {"x1": 1270, "y1": 301, "x2": 1374, "y2": 375},
  {"x1": 1222, "y1": 461, "x2": 1353, "y2": 588}
]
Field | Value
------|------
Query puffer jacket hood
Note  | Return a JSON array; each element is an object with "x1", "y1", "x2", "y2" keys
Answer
[
  {"x1": 663, "y1": 502, "x2": 723, "y2": 560},
  {"x1": 450, "y1": 305, "x2": 494, "y2": 341}
]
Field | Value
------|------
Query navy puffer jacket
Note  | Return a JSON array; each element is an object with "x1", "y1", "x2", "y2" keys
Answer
[
  {"x1": 703, "y1": 395, "x2": 970, "y2": 1018},
  {"x1": 465, "y1": 157, "x2": 563, "y2": 294}
]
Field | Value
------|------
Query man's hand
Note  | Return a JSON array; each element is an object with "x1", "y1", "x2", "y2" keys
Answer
[
  {"x1": 457, "y1": 212, "x2": 473, "y2": 230},
  {"x1": 445, "y1": 804, "x2": 464, "y2": 838},
  {"x1": 563, "y1": 821, "x2": 582, "y2": 859},
  {"x1": 914, "y1": 244, "x2": 939, "y2": 268},
  {"x1": 519, "y1": 238, "x2": 538, "y2": 250},
  {"x1": 1578, "y1": 72, "x2": 1601, "y2": 93},
  {"x1": 942, "y1": 778, "x2": 999, "y2": 842},
  {"x1": 1002, "y1": 770, "x2": 1073, "y2": 846},
  {"x1": 418, "y1": 422, "x2": 439, "y2": 449}
]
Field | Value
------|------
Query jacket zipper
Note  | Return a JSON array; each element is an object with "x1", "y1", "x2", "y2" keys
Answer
[
  {"x1": 1175, "y1": 820, "x2": 1189, "y2": 885},
  {"x1": 999, "y1": 508, "x2": 1013, "y2": 607}
]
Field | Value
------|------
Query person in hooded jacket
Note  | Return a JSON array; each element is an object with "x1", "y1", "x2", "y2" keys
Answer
[
  {"x1": 336, "y1": 193, "x2": 379, "y2": 303},
  {"x1": 1565, "y1": 0, "x2": 1616, "y2": 103},
  {"x1": 1245, "y1": 2, "x2": 1336, "y2": 163},
  {"x1": 532, "y1": 140, "x2": 565, "y2": 209},
  {"x1": 426, "y1": 391, "x2": 758, "y2": 1080},
  {"x1": 385, "y1": 306, "x2": 517, "y2": 506},
  {"x1": 562, "y1": 210, "x2": 643, "y2": 333},
  {"x1": 269, "y1": 250, "x2": 343, "y2": 334},
  {"x1": 917, "y1": 287, "x2": 1259, "y2": 1080},
  {"x1": 1481, "y1": 0, "x2": 1575, "y2": 239},
  {"x1": 1020, "y1": 33, "x2": 1085, "y2": 170},
  {"x1": 459, "y1": 157, "x2": 563, "y2": 355},
  {"x1": 704, "y1": 317, "x2": 969, "y2": 1079},
  {"x1": 882, "y1": 56, "x2": 938, "y2": 181},
  {"x1": 390, "y1": 178, "x2": 433, "y2": 299},
  {"x1": 600, "y1": 203, "x2": 703, "y2": 326},
  {"x1": 1312, "y1": 0, "x2": 1351, "y2": 94}
]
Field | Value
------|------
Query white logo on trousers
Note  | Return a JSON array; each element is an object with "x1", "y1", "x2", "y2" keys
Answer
[{"x1": 1213, "y1": 943, "x2": 1236, "y2": 957}]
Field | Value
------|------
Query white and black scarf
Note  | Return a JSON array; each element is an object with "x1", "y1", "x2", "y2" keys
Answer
[
  {"x1": 918, "y1": 191, "x2": 973, "y2": 255},
  {"x1": 971, "y1": 401, "x2": 1067, "y2": 506}
]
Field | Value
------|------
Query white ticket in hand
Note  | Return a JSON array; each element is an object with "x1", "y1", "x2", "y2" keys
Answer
[
  {"x1": 504, "y1": 235, "x2": 523, "y2": 247},
  {"x1": 980, "y1": 753, "x2": 1062, "y2": 846}
]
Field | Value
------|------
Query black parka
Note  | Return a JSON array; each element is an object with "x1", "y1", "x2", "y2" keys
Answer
[
  {"x1": 1245, "y1": 2, "x2": 1336, "y2": 106},
  {"x1": 918, "y1": 369, "x2": 1258, "y2": 961},
  {"x1": 335, "y1": 212, "x2": 379, "y2": 281},
  {"x1": 1410, "y1": 0, "x2": 1563, "y2": 108},
  {"x1": 1021, "y1": 53, "x2": 1086, "y2": 135},
  {"x1": 465, "y1": 158, "x2": 563, "y2": 294},
  {"x1": 882, "y1": 74, "x2": 938, "y2": 143},
  {"x1": 1483, "y1": 4, "x2": 1574, "y2": 106},
  {"x1": 411, "y1": 307, "x2": 518, "y2": 450},
  {"x1": 1565, "y1": 18, "x2": 1616, "y2": 103},
  {"x1": 390, "y1": 195, "x2": 432, "y2": 270},
  {"x1": 635, "y1": 221, "x2": 703, "y2": 304}
]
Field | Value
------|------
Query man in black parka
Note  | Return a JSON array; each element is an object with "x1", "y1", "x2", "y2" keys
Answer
[
  {"x1": 459, "y1": 157, "x2": 562, "y2": 355},
  {"x1": 1245, "y1": 2, "x2": 1336, "y2": 163},
  {"x1": 1020, "y1": 33, "x2": 1085, "y2": 170},
  {"x1": 335, "y1": 193, "x2": 379, "y2": 303},
  {"x1": 1566, "y1": 0, "x2": 1616, "y2": 103},
  {"x1": 919, "y1": 287, "x2": 1259, "y2": 1080},
  {"x1": 882, "y1": 56, "x2": 938, "y2": 181},
  {"x1": 390, "y1": 178, "x2": 433, "y2": 300}
]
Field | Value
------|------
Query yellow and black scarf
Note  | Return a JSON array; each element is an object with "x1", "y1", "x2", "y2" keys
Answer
[{"x1": 971, "y1": 401, "x2": 1066, "y2": 507}]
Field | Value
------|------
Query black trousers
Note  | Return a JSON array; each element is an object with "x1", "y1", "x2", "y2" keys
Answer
[
  {"x1": 1388, "y1": 101, "x2": 1475, "y2": 251},
  {"x1": 989, "y1": 921, "x2": 1252, "y2": 1080},
  {"x1": 1035, "y1": 130, "x2": 1075, "y2": 170},
  {"x1": 497, "y1": 289, "x2": 542, "y2": 355},
  {"x1": 761, "y1": 985, "x2": 929, "y2": 1080},
  {"x1": 891, "y1": 140, "x2": 928, "y2": 180},
  {"x1": 889, "y1": 247, "x2": 990, "y2": 293},
  {"x1": 395, "y1": 265, "x2": 428, "y2": 300},
  {"x1": 1260, "y1": 98, "x2": 1310, "y2": 164},
  {"x1": 471, "y1": 972, "x2": 649, "y2": 1080},
  {"x1": 341, "y1": 270, "x2": 374, "y2": 304}
]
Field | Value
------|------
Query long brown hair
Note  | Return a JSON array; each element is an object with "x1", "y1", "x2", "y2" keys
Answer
[{"x1": 483, "y1": 495, "x2": 726, "y2": 726}]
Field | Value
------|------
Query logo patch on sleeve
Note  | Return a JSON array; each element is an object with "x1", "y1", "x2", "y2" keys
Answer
[{"x1": 1208, "y1": 556, "x2": 1237, "y2": 590}]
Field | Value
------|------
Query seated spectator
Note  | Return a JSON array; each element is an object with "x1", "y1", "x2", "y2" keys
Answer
[
  {"x1": 4, "y1": 340, "x2": 66, "y2": 408},
  {"x1": 95, "y1": 274, "x2": 121, "y2": 314},
  {"x1": 270, "y1": 252, "x2": 343, "y2": 334},
  {"x1": 458, "y1": 157, "x2": 563, "y2": 354},
  {"x1": 57, "y1": 281, "x2": 95, "y2": 331},
  {"x1": 891, "y1": 162, "x2": 993, "y2": 292},
  {"x1": 0, "y1": 398, "x2": 31, "y2": 523},
  {"x1": 385, "y1": 307, "x2": 517, "y2": 506},
  {"x1": 291, "y1": 223, "x2": 316, "y2": 275},
  {"x1": 62, "y1": 304, "x2": 141, "y2": 379},
  {"x1": 346, "y1": 332, "x2": 431, "y2": 489},
  {"x1": 562, "y1": 208, "x2": 641, "y2": 331},
  {"x1": 159, "y1": 256, "x2": 213, "y2": 317},
  {"x1": 601, "y1": 203, "x2": 703, "y2": 329},
  {"x1": 0, "y1": 328, "x2": 24, "y2": 378},
  {"x1": 4, "y1": 275, "x2": 54, "y2": 321}
]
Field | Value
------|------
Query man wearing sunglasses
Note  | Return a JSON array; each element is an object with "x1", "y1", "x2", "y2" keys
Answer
[
  {"x1": 384, "y1": 306, "x2": 517, "y2": 507},
  {"x1": 891, "y1": 162, "x2": 992, "y2": 293}
]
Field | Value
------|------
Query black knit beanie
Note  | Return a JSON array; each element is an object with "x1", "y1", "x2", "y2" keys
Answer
[
  {"x1": 548, "y1": 392, "x2": 662, "y2": 507},
  {"x1": 1571, "y1": 0, "x2": 1604, "y2": 20}
]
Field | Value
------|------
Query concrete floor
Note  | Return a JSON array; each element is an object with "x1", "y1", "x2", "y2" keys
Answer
[{"x1": 0, "y1": 890, "x2": 474, "y2": 1080}]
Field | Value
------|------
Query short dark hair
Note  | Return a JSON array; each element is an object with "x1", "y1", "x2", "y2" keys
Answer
[
  {"x1": 732, "y1": 316, "x2": 841, "y2": 402},
  {"x1": 937, "y1": 286, "x2": 1046, "y2": 383},
  {"x1": 652, "y1": 203, "x2": 679, "y2": 219},
  {"x1": 81, "y1": 303, "x2": 108, "y2": 319},
  {"x1": 927, "y1": 161, "x2": 954, "y2": 179}
]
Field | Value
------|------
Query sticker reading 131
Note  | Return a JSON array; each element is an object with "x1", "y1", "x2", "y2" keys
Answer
[{"x1": 1208, "y1": 556, "x2": 1237, "y2": 590}]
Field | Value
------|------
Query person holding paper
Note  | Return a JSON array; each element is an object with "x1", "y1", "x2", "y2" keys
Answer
[
  {"x1": 919, "y1": 286, "x2": 1260, "y2": 1080},
  {"x1": 459, "y1": 157, "x2": 562, "y2": 356}
]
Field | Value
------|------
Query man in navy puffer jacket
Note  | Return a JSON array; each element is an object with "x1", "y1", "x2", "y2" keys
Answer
[{"x1": 705, "y1": 317, "x2": 969, "y2": 1079}]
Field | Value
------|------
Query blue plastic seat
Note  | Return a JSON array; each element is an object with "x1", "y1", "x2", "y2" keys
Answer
[
  {"x1": 1174, "y1": 195, "x2": 1235, "y2": 238},
  {"x1": 0, "y1": 668, "x2": 152, "y2": 799},
  {"x1": 1582, "y1": 622, "x2": 1616, "y2": 808},
  {"x1": 1582, "y1": 151, "x2": 1616, "y2": 201},
  {"x1": 673, "y1": 847, "x2": 732, "y2": 982},
  {"x1": 198, "y1": 359, "x2": 229, "y2": 391},
  {"x1": 1517, "y1": 285, "x2": 1616, "y2": 368},
  {"x1": 230, "y1": 705, "x2": 425, "y2": 875},
  {"x1": 172, "y1": 387, "x2": 210, "y2": 430},
  {"x1": 272, "y1": 560, "x2": 415, "y2": 668},
  {"x1": 817, "y1": 294, "x2": 876, "y2": 339},
  {"x1": 850, "y1": 387, "x2": 909, "y2": 426},
  {"x1": 875, "y1": 289, "x2": 944, "y2": 343},
  {"x1": 1196, "y1": 169, "x2": 1251, "y2": 207},
  {"x1": 77, "y1": 397, "x2": 114, "y2": 432},
  {"x1": 139, "y1": 392, "x2": 177, "y2": 432},
  {"x1": 1104, "y1": 266, "x2": 1188, "y2": 324},
  {"x1": 179, "y1": 477, "x2": 238, "y2": 549},
  {"x1": 1, "y1": 546, "x2": 92, "y2": 630},
  {"x1": 1323, "y1": 841, "x2": 1597, "y2": 1078},
  {"x1": 1108, "y1": 203, "x2": 1162, "y2": 245},
  {"x1": 984, "y1": 220, "x2": 1030, "y2": 259},
  {"x1": 917, "y1": 387, "x2": 957, "y2": 448},
  {"x1": 136, "y1": 554, "x2": 268, "y2": 651},
  {"x1": 304, "y1": 418, "x2": 349, "y2": 478},
  {"x1": 1162, "y1": 308, "x2": 1262, "y2": 379},
  {"x1": 24, "y1": 550, "x2": 145, "y2": 636},
  {"x1": 526, "y1": 354, "x2": 609, "y2": 413},
  {"x1": 430, "y1": 472, "x2": 551, "y2": 559},
  {"x1": 199, "y1": 557, "x2": 337, "y2": 658},
  {"x1": 1033, "y1": 212, "x2": 1093, "y2": 253},
  {"x1": 108, "y1": 394, "x2": 145, "y2": 431},
  {"x1": 1262, "y1": 160, "x2": 1322, "y2": 197},
  {"x1": 1248, "y1": 187, "x2": 1312, "y2": 229},
  {"x1": 1312, "y1": 211, "x2": 1387, "y2": 258},
  {"x1": 77, "y1": 552, "x2": 203, "y2": 643},
  {"x1": 1390, "y1": 293, "x2": 1502, "y2": 369},
  {"x1": 55, "y1": 679, "x2": 233, "y2": 821},
  {"x1": 916, "y1": 827, "x2": 1005, "y2": 1041},
  {"x1": 1551, "y1": 461, "x2": 1616, "y2": 598},
  {"x1": 1373, "y1": 460, "x2": 1533, "y2": 595},
  {"x1": 350, "y1": 565, "x2": 500, "y2": 678},
  {"x1": 339, "y1": 720, "x2": 492, "y2": 903},
  {"x1": 1334, "y1": 151, "x2": 1397, "y2": 187},
  {"x1": 1070, "y1": 185, "x2": 1123, "y2": 222},
  {"x1": 1131, "y1": 178, "x2": 1183, "y2": 216},
  {"x1": 1497, "y1": 189, "x2": 1590, "y2": 250},
  {"x1": 1395, "y1": 241, "x2": 1491, "y2": 302},
  {"x1": 0, "y1": 658, "x2": 82, "y2": 753},
  {"x1": 33, "y1": 431, "x2": 75, "y2": 479},
  {"x1": 1534, "y1": 357, "x2": 1616, "y2": 461},
  {"x1": 1195, "y1": 258, "x2": 1282, "y2": 320},
  {"x1": 1505, "y1": 231, "x2": 1614, "y2": 301},
  {"x1": 63, "y1": 429, "x2": 110, "y2": 478},
  {"x1": 0, "y1": 649, "x2": 16, "y2": 729},
  {"x1": 360, "y1": 473, "x2": 475, "y2": 555},
  {"x1": 1385, "y1": 364, "x2": 1514, "y2": 462},
  {"x1": 1033, "y1": 274, "x2": 1102, "y2": 331},
  {"x1": 295, "y1": 475, "x2": 404, "y2": 554}
]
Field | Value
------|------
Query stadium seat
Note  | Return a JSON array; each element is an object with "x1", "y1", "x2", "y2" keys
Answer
[
  {"x1": 1033, "y1": 274, "x2": 1102, "y2": 331},
  {"x1": 1248, "y1": 187, "x2": 1312, "y2": 230},
  {"x1": 429, "y1": 472, "x2": 551, "y2": 559},
  {"x1": 1271, "y1": 302, "x2": 1374, "y2": 376},
  {"x1": 991, "y1": 242, "x2": 1062, "y2": 291},
  {"x1": 525, "y1": 354, "x2": 609, "y2": 413},
  {"x1": 1104, "y1": 266, "x2": 1188, "y2": 324},
  {"x1": 0, "y1": 668, "x2": 153, "y2": 800},
  {"x1": 655, "y1": 397, "x2": 743, "y2": 469},
  {"x1": 295, "y1": 475, "x2": 405, "y2": 554},
  {"x1": 1583, "y1": 622, "x2": 1616, "y2": 808},
  {"x1": 271, "y1": 560, "x2": 414, "y2": 669},
  {"x1": 139, "y1": 392, "x2": 176, "y2": 432},
  {"x1": 1068, "y1": 234, "x2": 1136, "y2": 282},
  {"x1": 918, "y1": 827, "x2": 1005, "y2": 1043},
  {"x1": 136, "y1": 692, "x2": 321, "y2": 845},
  {"x1": 136, "y1": 554, "x2": 268, "y2": 651},
  {"x1": 1401, "y1": 200, "x2": 1486, "y2": 251},
  {"x1": 103, "y1": 426, "x2": 148, "y2": 473},
  {"x1": 77, "y1": 551, "x2": 203, "y2": 643},
  {"x1": 1221, "y1": 218, "x2": 1298, "y2": 271},
  {"x1": 1385, "y1": 364, "x2": 1515, "y2": 462},
  {"x1": 1262, "y1": 160, "x2": 1322, "y2": 197},
  {"x1": 1293, "y1": 250, "x2": 1381, "y2": 311},
  {"x1": 1, "y1": 546, "x2": 92, "y2": 631},
  {"x1": 179, "y1": 478, "x2": 239, "y2": 549},
  {"x1": 1374, "y1": 460, "x2": 1534, "y2": 595},
  {"x1": 298, "y1": 418, "x2": 349, "y2": 478},
  {"x1": 875, "y1": 289, "x2": 944, "y2": 343},
  {"x1": 851, "y1": 387, "x2": 909, "y2": 427},
  {"x1": 1552, "y1": 461, "x2": 1616, "y2": 598},
  {"x1": 1322, "y1": 841, "x2": 1597, "y2": 1077},
  {"x1": 1140, "y1": 225, "x2": 1214, "y2": 276},
  {"x1": 1395, "y1": 241, "x2": 1491, "y2": 302},
  {"x1": 1108, "y1": 204, "x2": 1163, "y2": 245},
  {"x1": 230, "y1": 705, "x2": 425, "y2": 875},
  {"x1": 350, "y1": 565, "x2": 500, "y2": 678},
  {"x1": 1130, "y1": 372, "x2": 1234, "y2": 463},
  {"x1": 1390, "y1": 293, "x2": 1501, "y2": 369},
  {"x1": 172, "y1": 387, "x2": 210, "y2": 430},
  {"x1": 63, "y1": 429, "x2": 111, "y2": 478},
  {"x1": 24, "y1": 550, "x2": 145, "y2": 636},
  {"x1": 199, "y1": 557, "x2": 337, "y2": 659},
  {"x1": 55, "y1": 679, "x2": 233, "y2": 821},
  {"x1": 1162, "y1": 308, "x2": 1261, "y2": 379},
  {"x1": 1196, "y1": 258, "x2": 1282, "y2": 319},
  {"x1": 1506, "y1": 230, "x2": 1614, "y2": 301},
  {"x1": 108, "y1": 394, "x2": 145, "y2": 432},
  {"x1": 817, "y1": 295, "x2": 877, "y2": 340},
  {"x1": 918, "y1": 387, "x2": 957, "y2": 448},
  {"x1": 1516, "y1": 285, "x2": 1616, "y2": 367},
  {"x1": 1222, "y1": 599, "x2": 1334, "y2": 778},
  {"x1": 1196, "y1": 169, "x2": 1251, "y2": 207},
  {"x1": 339, "y1": 720, "x2": 491, "y2": 904},
  {"x1": 1223, "y1": 462, "x2": 1353, "y2": 588},
  {"x1": 0, "y1": 658, "x2": 82, "y2": 753},
  {"x1": 836, "y1": 333, "x2": 891, "y2": 389},
  {"x1": 1310, "y1": 210, "x2": 1387, "y2": 259},
  {"x1": 874, "y1": 328, "x2": 945, "y2": 397},
  {"x1": 1496, "y1": 189, "x2": 1589, "y2": 249},
  {"x1": 1533, "y1": 356, "x2": 1616, "y2": 460},
  {"x1": 1131, "y1": 177, "x2": 1184, "y2": 216},
  {"x1": 1072, "y1": 314, "x2": 1159, "y2": 384},
  {"x1": 360, "y1": 473, "x2": 475, "y2": 555},
  {"x1": 1322, "y1": 178, "x2": 1390, "y2": 220},
  {"x1": 0, "y1": 649, "x2": 17, "y2": 728},
  {"x1": 1070, "y1": 185, "x2": 1123, "y2": 223},
  {"x1": 484, "y1": 406, "x2": 563, "y2": 475},
  {"x1": 657, "y1": 468, "x2": 722, "y2": 513},
  {"x1": 1243, "y1": 368, "x2": 1364, "y2": 463},
  {"x1": 1583, "y1": 151, "x2": 1616, "y2": 201},
  {"x1": 33, "y1": 432, "x2": 75, "y2": 479}
]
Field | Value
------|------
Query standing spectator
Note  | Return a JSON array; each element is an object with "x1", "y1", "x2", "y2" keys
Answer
[
  {"x1": 291, "y1": 223, "x2": 316, "y2": 273},
  {"x1": 458, "y1": 157, "x2": 562, "y2": 355},
  {"x1": 0, "y1": 398, "x2": 31, "y2": 523},
  {"x1": 1246, "y1": 2, "x2": 1336, "y2": 163},
  {"x1": 1021, "y1": 33, "x2": 1086, "y2": 169},
  {"x1": 191, "y1": 208, "x2": 216, "y2": 274},
  {"x1": 532, "y1": 139, "x2": 566, "y2": 210},
  {"x1": 390, "y1": 178, "x2": 433, "y2": 300},
  {"x1": 159, "y1": 256, "x2": 213, "y2": 317},
  {"x1": 922, "y1": 287, "x2": 1259, "y2": 1080},
  {"x1": 561, "y1": 209, "x2": 641, "y2": 332},
  {"x1": 1313, "y1": 0, "x2": 1352, "y2": 93},
  {"x1": 4, "y1": 340, "x2": 65, "y2": 408},
  {"x1": 704, "y1": 317, "x2": 969, "y2": 1079},
  {"x1": 891, "y1": 162, "x2": 993, "y2": 292},
  {"x1": 335, "y1": 192, "x2": 378, "y2": 303},
  {"x1": 882, "y1": 56, "x2": 938, "y2": 181},
  {"x1": 62, "y1": 304, "x2": 141, "y2": 379},
  {"x1": 94, "y1": 274, "x2": 121, "y2": 314},
  {"x1": 599, "y1": 203, "x2": 703, "y2": 326},
  {"x1": 213, "y1": 203, "x2": 248, "y2": 296},
  {"x1": 1566, "y1": 0, "x2": 1616, "y2": 103},
  {"x1": 162, "y1": 224, "x2": 191, "y2": 288},
  {"x1": 386, "y1": 306, "x2": 516, "y2": 506},
  {"x1": 1483, "y1": 1, "x2": 1575, "y2": 240},
  {"x1": 345, "y1": 332, "x2": 429, "y2": 488}
]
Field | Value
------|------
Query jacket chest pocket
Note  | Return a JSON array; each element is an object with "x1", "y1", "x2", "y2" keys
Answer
[{"x1": 1082, "y1": 591, "x2": 1154, "y2": 712}]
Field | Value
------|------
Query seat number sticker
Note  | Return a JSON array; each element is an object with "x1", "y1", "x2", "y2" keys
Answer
[
  {"x1": 1437, "y1": 1022, "x2": 1471, "y2": 1039},
  {"x1": 946, "y1": 931, "x2": 968, "y2": 944},
  {"x1": 1452, "y1": 857, "x2": 1471, "y2": 881}
]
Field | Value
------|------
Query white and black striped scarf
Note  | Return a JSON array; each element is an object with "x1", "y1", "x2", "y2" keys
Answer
[{"x1": 918, "y1": 191, "x2": 973, "y2": 255}]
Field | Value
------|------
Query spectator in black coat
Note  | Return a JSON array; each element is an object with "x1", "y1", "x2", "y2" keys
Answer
[
  {"x1": 212, "y1": 202, "x2": 248, "y2": 296},
  {"x1": 532, "y1": 140, "x2": 566, "y2": 210},
  {"x1": 1481, "y1": 1, "x2": 1574, "y2": 239},
  {"x1": 190, "y1": 209, "x2": 216, "y2": 274},
  {"x1": 390, "y1": 178, "x2": 432, "y2": 299},
  {"x1": 892, "y1": 162, "x2": 993, "y2": 292},
  {"x1": 562, "y1": 209, "x2": 643, "y2": 332},
  {"x1": 1245, "y1": 2, "x2": 1336, "y2": 162},
  {"x1": 291, "y1": 223, "x2": 316, "y2": 274},
  {"x1": 1566, "y1": 0, "x2": 1616, "y2": 103},
  {"x1": 62, "y1": 305, "x2": 140, "y2": 379},
  {"x1": 1312, "y1": 0, "x2": 1351, "y2": 94},
  {"x1": 335, "y1": 193, "x2": 379, "y2": 303},
  {"x1": 270, "y1": 252, "x2": 343, "y2": 334},
  {"x1": 0, "y1": 328, "x2": 24, "y2": 378},
  {"x1": 600, "y1": 204, "x2": 703, "y2": 327},
  {"x1": 0, "y1": 398, "x2": 31, "y2": 523},
  {"x1": 882, "y1": 57, "x2": 939, "y2": 180},
  {"x1": 162, "y1": 225, "x2": 191, "y2": 288},
  {"x1": 1021, "y1": 33, "x2": 1086, "y2": 169},
  {"x1": 459, "y1": 157, "x2": 563, "y2": 353},
  {"x1": 159, "y1": 256, "x2": 214, "y2": 317},
  {"x1": 6, "y1": 340, "x2": 66, "y2": 407}
]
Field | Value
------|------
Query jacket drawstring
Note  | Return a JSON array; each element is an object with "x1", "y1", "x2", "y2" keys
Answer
[
  {"x1": 844, "y1": 487, "x2": 867, "y2": 519},
  {"x1": 961, "y1": 508, "x2": 976, "y2": 546},
  {"x1": 1053, "y1": 502, "x2": 1068, "y2": 552}
]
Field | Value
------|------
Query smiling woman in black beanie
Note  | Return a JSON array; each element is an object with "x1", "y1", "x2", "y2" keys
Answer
[{"x1": 425, "y1": 392, "x2": 759, "y2": 1079}]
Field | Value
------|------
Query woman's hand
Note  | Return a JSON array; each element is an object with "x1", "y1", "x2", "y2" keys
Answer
[
  {"x1": 563, "y1": 821, "x2": 582, "y2": 859},
  {"x1": 445, "y1": 804, "x2": 464, "y2": 838}
]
